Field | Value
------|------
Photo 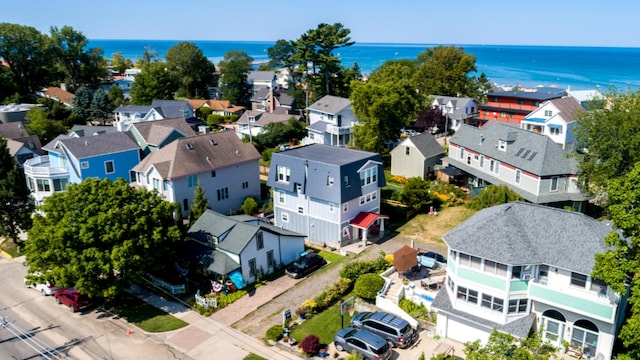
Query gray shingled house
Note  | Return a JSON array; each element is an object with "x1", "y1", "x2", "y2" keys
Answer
[
  {"x1": 442, "y1": 121, "x2": 589, "y2": 211},
  {"x1": 390, "y1": 133, "x2": 445, "y2": 180},
  {"x1": 267, "y1": 144, "x2": 387, "y2": 248},
  {"x1": 432, "y1": 202, "x2": 626, "y2": 360}
]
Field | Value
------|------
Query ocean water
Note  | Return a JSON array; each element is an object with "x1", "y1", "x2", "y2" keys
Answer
[{"x1": 89, "y1": 39, "x2": 640, "y2": 91}]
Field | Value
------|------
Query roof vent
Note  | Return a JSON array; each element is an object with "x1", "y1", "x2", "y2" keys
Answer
[
  {"x1": 186, "y1": 143, "x2": 194, "y2": 150},
  {"x1": 235, "y1": 149, "x2": 240, "y2": 155},
  {"x1": 210, "y1": 139, "x2": 217, "y2": 145},
  {"x1": 84, "y1": 140, "x2": 89, "y2": 146}
]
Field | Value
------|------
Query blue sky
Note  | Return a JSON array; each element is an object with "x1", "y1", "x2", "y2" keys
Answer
[{"x1": 6, "y1": 0, "x2": 640, "y2": 47}]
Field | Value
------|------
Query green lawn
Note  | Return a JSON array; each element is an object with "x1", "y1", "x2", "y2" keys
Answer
[
  {"x1": 243, "y1": 354, "x2": 266, "y2": 360},
  {"x1": 106, "y1": 294, "x2": 188, "y2": 332},
  {"x1": 290, "y1": 297, "x2": 354, "y2": 346}
]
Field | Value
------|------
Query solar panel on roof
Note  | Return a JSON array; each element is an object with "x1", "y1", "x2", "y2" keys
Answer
[
  {"x1": 515, "y1": 147, "x2": 524, "y2": 156},
  {"x1": 521, "y1": 150, "x2": 530, "y2": 158},
  {"x1": 528, "y1": 152, "x2": 537, "y2": 161}
]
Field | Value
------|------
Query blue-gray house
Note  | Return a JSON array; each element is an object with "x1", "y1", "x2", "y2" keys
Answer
[{"x1": 267, "y1": 144, "x2": 387, "y2": 248}]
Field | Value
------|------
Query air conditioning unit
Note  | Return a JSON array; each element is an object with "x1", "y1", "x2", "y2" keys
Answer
[{"x1": 522, "y1": 274, "x2": 532, "y2": 281}]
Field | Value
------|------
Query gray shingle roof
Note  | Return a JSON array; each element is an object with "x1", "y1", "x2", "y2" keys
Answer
[
  {"x1": 43, "y1": 131, "x2": 139, "y2": 158},
  {"x1": 403, "y1": 133, "x2": 445, "y2": 158},
  {"x1": 129, "y1": 117, "x2": 196, "y2": 146},
  {"x1": 248, "y1": 71, "x2": 275, "y2": 82},
  {"x1": 68, "y1": 125, "x2": 118, "y2": 137},
  {"x1": 547, "y1": 97, "x2": 585, "y2": 121},
  {"x1": 237, "y1": 111, "x2": 300, "y2": 127},
  {"x1": 442, "y1": 202, "x2": 613, "y2": 275},
  {"x1": 489, "y1": 89, "x2": 566, "y2": 101},
  {"x1": 275, "y1": 143, "x2": 377, "y2": 166},
  {"x1": 431, "y1": 288, "x2": 536, "y2": 338},
  {"x1": 307, "y1": 95, "x2": 350, "y2": 115},
  {"x1": 132, "y1": 130, "x2": 260, "y2": 179},
  {"x1": 449, "y1": 121, "x2": 577, "y2": 176},
  {"x1": 150, "y1": 100, "x2": 193, "y2": 119},
  {"x1": 432, "y1": 96, "x2": 478, "y2": 121}
]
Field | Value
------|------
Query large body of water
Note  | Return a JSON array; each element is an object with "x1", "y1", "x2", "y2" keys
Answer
[{"x1": 89, "y1": 39, "x2": 640, "y2": 91}]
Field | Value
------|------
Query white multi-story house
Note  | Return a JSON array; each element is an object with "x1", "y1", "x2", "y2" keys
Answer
[
  {"x1": 131, "y1": 131, "x2": 261, "y2": 217},
  {"x1": 442, "y1": 121, "x2": 589, "y2": 211},
  {"x1": 302, "y1": 95, "x2": 358, "y2": 147},
  {"x1": 430, "y1": 96, "x2": 480, "y2": 131},
  {"x1": 113, "y1": 100, "x2": 195, "y2": 130},
  {"x1": 432, "y1": 202, "x2": 627, "y2": 360},
  {"x1": 267, "y1": 144, "x2": 387, "y2": 248},
  {"x1": 521, "y1": 97, "x2": 585, "y2": 150}
]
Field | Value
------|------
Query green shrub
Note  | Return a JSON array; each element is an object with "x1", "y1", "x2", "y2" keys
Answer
[
  {"x1": 340, "y1": 256, "x2": 388, "y2": 282},
  {"x1": 466, "y1": 184, "x2": 523, "y2": 210},
  {"x1": 265, "y1": 324, "x2": 284, "y2": 342},
  {"x1": 354, "y1": 273, "x2": 385, "y2": 300},
  {"x1": 399, "y1": 298, "x2": 430, "y2": 319},
  {"x1": 314, "y1": 278, "x2": 352, "y2": 309},
  {"x1": 242, "y1": 197, "x2": 259, "y2": 215}
]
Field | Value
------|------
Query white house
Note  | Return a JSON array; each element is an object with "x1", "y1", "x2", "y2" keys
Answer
[
  {"x1": 431, "y1": 96, "x2": 480, "y2": 132},
  {"x1": 302, "y1": 95, "x2": 358, "y2": 147},
  {"x1": 432, "y1": 202, "x2": 627, "y2": 360},
  {"x1": 185, "y1": 210, "x2": 306, "y2": 286},
  {"x1": 131, "y1": 130, "x2": 261, "y2": 217},
  {"x1": 521, "y1": 96, "x2": 585, "y2": 150},
  {"x1": 113, "y1": 100, "x2": 195, "y2": 130}
]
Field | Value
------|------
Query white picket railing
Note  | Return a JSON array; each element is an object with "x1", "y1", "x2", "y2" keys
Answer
[
  {"x1": 147, "y1": 274, "x2": 186, "y2": 294},
  {"x1": 195, "y1": 293, "x2": 217, "y2": 308}
]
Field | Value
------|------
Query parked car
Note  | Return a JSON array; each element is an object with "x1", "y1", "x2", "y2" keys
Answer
[
  {"x1": 53, "y1": 288, "x2": 91, "y2": 312},
  {"x1": 333, "y1": 327, "x2": 392, "y2": 360},
  {"x1": 351, "y1": 311, "x2": 417, "y2": 348},
  {"x1": 24, "y1": 273, "x2": 61, "y2": 296},
  {"x1": 285, "y1": 252, "x2": 326, "y2": 279}
]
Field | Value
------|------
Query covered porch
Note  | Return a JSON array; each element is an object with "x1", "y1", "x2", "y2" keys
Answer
[{"x1": 347, "y1": 211, "x2": 388, "y2": 246}]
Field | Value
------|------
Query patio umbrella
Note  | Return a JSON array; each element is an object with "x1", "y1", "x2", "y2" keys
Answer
[{"x1": 393, "y1": 245, "x2": 418, "y2": 272}]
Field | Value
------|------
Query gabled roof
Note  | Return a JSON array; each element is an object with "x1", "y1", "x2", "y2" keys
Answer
[
  {"x1": 395, "y1": 133, "x2": 445, "y2": 159},
  {"x1": 185, "y1": 99, "x2": 245, "y2": 113},
  {"x1": 431, "y1": 95, "x2": 478, "y2": 120},
  {"x1": 307, "y1": 95, "x2": 351, "y2": 115},
  {"x1": 547, "y1": 97, "x2": 585, "y2": 121},
  {"x1": 39, "y1": 87, "x2": 75, "y2": 106},
  {"x1": 132, "y1": 130, "x2": 260, "y2": 179},
  {"x1": 42, "y1": 131, "x2": 139, "y2": 159},
  {"x1": 237, "y1": 110, "x2": 300, "y2": 127},
  {"x1": 273, "y1": 91, "x2": 295, "y2": 107},
  {"x1": 274, "y1": 143, "x2": 377, "y2": 166},
  {"x1": 150, "y1": 100, "x2": 193, "y2": 118},
  {"x1": 442, "y1": 202, "x2": 613, "y2": 275},
  {"x1": 128, "y1": 117, "x2": 197, "y2": 146},
  {"x1": 68, "y1": 125, "x2": 118, "y2": 137},
  {"x1": 0, "y1": 122, "x2": 29, "y2": 139},
  {"x1": 113, "y1": 104, "x2": 153, "y2": 113},
  {"x1": 449, "y1": 121, "x2": 577, "y2": 176},
  {"x1": 248, "y1": 71, "x2": 275, "y2": 83}
]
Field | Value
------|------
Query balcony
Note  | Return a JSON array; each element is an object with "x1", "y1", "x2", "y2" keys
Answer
[
  {"x1": 326, "y1": 124, "x2": 353, "y2": 135},
  {"x1": 23, "y1": 156, "x2": 68, "y2": 177}
]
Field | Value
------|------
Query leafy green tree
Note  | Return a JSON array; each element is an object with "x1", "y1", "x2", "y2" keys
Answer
[
  {"x1": 189, "y1": 183, "x2": 209, "y2": 224},
  {"x1": 253, "y1": 117, "x2": 306, "y2": 152},
  {"x1": 79, "y1": 47, "x2": 110, "y2": 89},
  {"x1": 130, "y1": 61, "x2": 177, "y2": 105},
  {"x1": 218, "y1": 50, "x2": 253, "y2": 107},
  {"x1": 24, "y1": 178, "x2": 182, "y2": 299},
  {"x1": 0, "y1": 137, "x2": 34, "y2": 244},
  {"x1": 0, "y1": 23, "x2": 54, "y2": 99},
  {"x1": 573, "y1": 89, "x2": 640, "y2": 198},
  {"x1": 590, "y1": 163, "x2": 640, "y2": 357},
  {"x1": 400, "y1": 177, "x2": 435, "y2": 212},
  {"x1": 135, "y1": 45, "x2": 159, "y2": 68},
  {"x1": 49, "y1": 26, "x2": 90, "y2": 92},
  {"x1": 466, "y1": 185, "x2": 523, "y2": 211},
  {"x1": 90, "y1": 88, "x2": 114, "y2": 124},
  {"x1": 0, "y1": 65, "x2": 18, "y2": 103},
  {"x1": 72, "y1": 86, "x2": 93, "y2": 120},
  {"x1": 310, "y1": 23, "x2": 355, "y2": 97},
  {"x1": 24, "y1": 107, "x2": 68, "y2": 144},
  {"x1": 110, "y1": 52, "x2": 134, "y2": 75},
  {"x1": 165, "y1": 41, "x2": 217, "y2": 98},
  {"x1": 464, "y1": 329, "x2": 556, "y2": 360},
  {"x1": 107, "y1": 85, "x2": 125, "y2": 108},
  {"x1": 267, "y1": 39, "x2": 295, "y2": 73},
  {"x1": 414, "y1": 45, "x2": 491, "y2": 100},
  {"x1": 351, "y1": 59, "x2": 421, "y2": 152},
  {"x1": 242, "y1": 197, "x2": 258, "y2": 215}
]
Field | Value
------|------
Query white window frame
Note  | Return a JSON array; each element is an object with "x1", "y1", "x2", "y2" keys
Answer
[
  {"x1": 550, "y1": 176, "x2": 559, "y2": 192},
  {"x1": 277, "y1": 165, "x2": 290, "y2": 183},
  {"x1": 515, "y1": 169, "x2": 521, "y2": 184},
  {"x1": 104, "y1": 160, "x2": 115, "y2": 174},
  {"x1": 281, "y1": 212, "x2": 289, "y2": 223},
  {"x1": 81, "y1": 161, "x2": 89, "y2": 169},
  {"x1": 278, "y1": 190, "x2": 285, "y2": 204}
]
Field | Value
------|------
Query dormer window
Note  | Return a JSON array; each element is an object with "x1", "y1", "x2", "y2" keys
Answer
[{"x1": 249, "y1": 116, "x2": 256, "y2": 122}]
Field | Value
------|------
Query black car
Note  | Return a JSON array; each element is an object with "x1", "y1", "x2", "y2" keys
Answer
[{"x1": 285, "y1": 252, "x2": 326, "y2": 279}]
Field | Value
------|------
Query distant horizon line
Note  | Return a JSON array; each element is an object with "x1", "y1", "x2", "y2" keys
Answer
[{"x1": 88, "y1": 38, "x2": 640, "y2": 49}]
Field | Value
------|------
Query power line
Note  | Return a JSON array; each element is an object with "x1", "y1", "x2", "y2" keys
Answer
[{"x1": 1, "y1": 316, "x2": 69, "y2": 360}]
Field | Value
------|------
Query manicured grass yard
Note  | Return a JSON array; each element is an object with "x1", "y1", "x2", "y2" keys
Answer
[
  {"x1": 290, "y1": 297, "x2": 354, "y2": 346},
  {"x1": 106, "y1": 294, "x2": 188, "y2": 332}
]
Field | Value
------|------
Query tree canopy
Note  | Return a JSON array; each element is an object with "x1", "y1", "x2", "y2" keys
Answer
[
  {"x1": 414, "y1": 45, "x2": 491, "y2": 100},
  {"x1": 464, "y1": 330, "x2": 556, "y2": 360},
  {"x1": 24, "y1": 178, "x2": 183, "y2": 298},
  {"x1": 351, "y1": 59, "x2": 421, "y2": 152},
  {"x1": 0, "y1": 137, "x2": 34, "y2": 244},
  {"x1": 130, "y1": 61, "x2": 177, "y2": 105},
  {"x1": 218, "y1": 50, "x2": 253, "y2": 107},
  {"x1": 165, "y1": 41, "x2": 217, "y2": 98},
  {"x1": 24, "y1": 107, "x2": 68, "y2": 144}
]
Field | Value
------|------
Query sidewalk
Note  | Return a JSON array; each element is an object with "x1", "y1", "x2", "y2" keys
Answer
[{"x1": 126, "y1": 283, "x2": 300, "y2": 360}]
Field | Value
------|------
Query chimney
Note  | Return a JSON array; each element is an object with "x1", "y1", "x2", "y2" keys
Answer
[
  {"x1": 199, "y1": 125, "x2": 210, "y2": 134},
  {"x1": 269, "y1": 87, "x2": 275, "y2": 113},
  {"x1": 60, "y1": 83, "x2": 67, "y2": 92}
]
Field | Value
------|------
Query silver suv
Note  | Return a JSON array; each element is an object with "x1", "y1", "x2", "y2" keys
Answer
[
  {"x1": 334, "y1": 327, "x2": 392, "y2": 360},
  {"x1": 351, "y1": 311, "x2": 417, "y2": 348}
]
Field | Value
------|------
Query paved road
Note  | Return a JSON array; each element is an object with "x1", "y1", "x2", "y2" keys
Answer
[{"x1": 0, "y1": 255, "x2": 191, "y2": 360}]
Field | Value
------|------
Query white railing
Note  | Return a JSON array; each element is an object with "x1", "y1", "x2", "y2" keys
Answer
[
  {"x1": 195, "y1": 293, "x2": 217, "y2": 308},
  {"x1": 147, "y1": 274, "x2": 186, "y2": 294},
  {"x1": 23, "y1": 156, "x2": 68, "y2": 176}
]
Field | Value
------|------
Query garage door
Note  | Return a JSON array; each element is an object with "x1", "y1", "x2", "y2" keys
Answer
[{"x1": 445, "y1": 315, "x2": 491, "y2": 345}]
